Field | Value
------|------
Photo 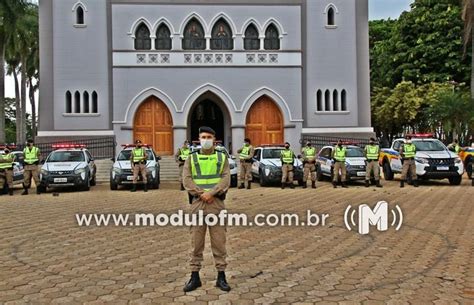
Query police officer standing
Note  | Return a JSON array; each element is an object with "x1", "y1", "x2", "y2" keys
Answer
[
  {"x1": 301, "y1": 141, "x2": 317, "y2": 189},
  {"x1": 399, "y1": 135, "x2": 418, "y2": 188},
  {"x1": 0, "y1": 146, "x2": 15, "y2": 196},
  {"x1": 176, "y1": 140, "x2": 191, "y2": 191},
  {"x1": 332, "y1": 140, "x2": 348, "y2": 188},
  {"x1": 22, "y1": 139, "x2": 41, "y2": 195},
  {"x1": 182, "y1": 126, "x2": 231, "y2": 292},
  {"x1": 447, "y1": 139, "x2": 461, "y2": 154},
  {"x1": 237, "y1": 138, "x2": 254, "y2": 189},
  {"x1": 281, "y1": 142, "x2": 296, "y2": 189},
  {"x1": 364, "y1": 138, "x2": 383, "y2": 188},
  {"x1": 130, "y1": 140, "x2": 148, "y2": 192}
]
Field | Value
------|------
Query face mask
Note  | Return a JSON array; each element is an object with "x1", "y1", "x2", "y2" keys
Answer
[
  {"x1": 285, "y1": 145, "x2": 290, "y2": 149},
  {"x1": 244, "y1": 142, "x2": 249, "y2": 146},
  {"x1": 406, "y1": 140, "x2": 412, "y2": 144},
  {"x1": 27, "y1": 143, "x2": 32, "y2": 147},
  {"x1": 200, "y1": 139, "x2": 213, "y2": 150},
  {"x1": 137, "y1": 145, "x2": 142, "y2": 148}
]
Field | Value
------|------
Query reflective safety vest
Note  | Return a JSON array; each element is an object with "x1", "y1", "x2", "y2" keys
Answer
[
  {"x1": 23, "y1": 147, "x2": 39, "y2": 164},
  {"x1": 179, "y1": 147, "x2": 191, "y2": 161},
  {"x1": 365, "y1": 145, "x2": 380, "y2": 160},
  {"x1": 239, "y1": 145, "x2": 251, "y2": 160},
  {"x1": 0, "y1": 153, "x2": 14, "y2": 169},
  {"x1": 334, "y1": 146, "x2": 347, "y2": 162},
  {"x1": 191, "y1": 151, "x2": 227, "y2": 191},
  {"x1": 302, "y1": 147, "x2": 316, "y2": 160},
  {"x1": 403, "y1": 144, "x2": 416, "y2": 159},
  {"x1": 281, "y1": 149, "x2": 294, "y2": 164},
  {"x1": 132, "y1": 148, "x2": 146, "y2": 162},
  {"x1": 453, "y1": 144, "x2": 460, "y2": 154}
]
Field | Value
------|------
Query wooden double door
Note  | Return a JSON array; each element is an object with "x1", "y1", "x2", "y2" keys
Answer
[
  {"x1": 245, "y1": 96, "x2": 284, "y2": 146},
  {"x1": 133, "y1": 96, "x2": 173, "y2": 155}
]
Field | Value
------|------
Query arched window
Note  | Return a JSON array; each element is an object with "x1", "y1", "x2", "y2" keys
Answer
[
  {"x1": 74, "y1": 91, "x2": 81, "y2": 113},
  {"x1": 182, "y1": 18, "x2": 205, "y2": 50},
  {"x1": 244, "y1": 24, "x2": 260, "y2": 50},
  {"x1": 156, "y1": 24, "x2": 172, "y2": 50},
  {"x1": 327, "y1": 7, "x2": 335, "y2": 26},
  {"x1": 316, "y1": 90, "x2": 323, "y2": 111},
  {"x1": 134, "y1": 23, "x2": 151, "y2": 50},
  {"x1": 333, "y1": 90, "x2": 339, "y2": 111},
  {"x1": 264, "y1": 24, "x2": 280, "y2": 50},
  {"x1": 76, "y1": 6, "x2": 84, "y2": 25},
  {"x1": 65, "y1": 91, "x2": 72, "y2": 113},
  {"x1": 324, "y1": 90, "x2": 330, "y2": 111},
  {"x1": 211, "y1": 18, "x2": 233, "y2": 50},
  {"x1": 341, "y1": 89, "x2": 347, "y2": 111},
  {"x1": 83, "y1": 91, "x2": 90, "y2": 113},
  {"x1": 92, "y1": 91, "x2": 98, "y2": 113}
]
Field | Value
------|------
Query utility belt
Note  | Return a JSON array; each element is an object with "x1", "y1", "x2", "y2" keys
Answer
[
  {"x1": 133, "y1": 160, "x2": 146, "y2": 165},
  {"x1": 188, "y1": 192, "x2": 227, "y2": 204},
  {"x1": 240, "y1": 159, "x2": 252, "y2": 163},
  {"x1": 0, "y1": 168, "x2": 12, "y2": 173},
  {"x1": 366, "y1": 159, "x2": 378, "y2": 162},
  {"x1": 402, "y1": 157, "x2": 415, "y2": 161},
  {"x1": 303, "y1": 160, "x2": 316, "y2": 164},
  {"x1": 24, "y1": 161, "x2": 39, "y2": 166}
]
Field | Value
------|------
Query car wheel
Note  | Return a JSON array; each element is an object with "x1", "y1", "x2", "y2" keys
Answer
[
  {"x1": 110, "y1": 180, "x2": 118, "y2": 190},
  {"x1": 383, "y1": 161, "x2": 394, "y2": 181},
  {"x1": 466, "y1": 160, "x2": 473, "y2": 179},
  {"x1": 448, "y1": 176, "x2": 462, "y2": 186},
  {"x1": 316, "y1": 166, "x2": 324, "y2": 181},
  {"x1": 259, "y1": 170, "x2": 268, "y2": 187},
  {"x1": 151, "y1": 178, "x2": 159, "y2": 189},
  {"x1": 37, "y1": 184, "x2": 47, "y2": 193}
]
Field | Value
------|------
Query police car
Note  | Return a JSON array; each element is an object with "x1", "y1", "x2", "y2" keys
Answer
[
  {"x1": 315, "y1": 144, "x2": 367, "y2": 182},
  {"x1": 110, "y1": 144, "x2": 160, "y2": 190},
  {"x1": 190, "y1": 142, "x2": 238, "y2": 187},
  {"x1": 458, "y1": 147, "x2": 474, "y2": 178},
  {"x1": 379, "y1": 134, "x2": 464, "y2": 185},
  {"x1": 39, "y1": 144, "x2": 97, "y2": 192},
  {"x1": 251, "y1": 145, "x2": 304, "y2": 186},
  {"x1": 0, "y1": 145, "x2": 24, "y2": 186}
]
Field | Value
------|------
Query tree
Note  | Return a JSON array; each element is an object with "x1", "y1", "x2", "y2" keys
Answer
[
  {"x1": 0, "y1": 0, "x2": 27, "y2": 143},
  {"x1": 462, "y1": 0, "x2": 473, "y2": 96}
]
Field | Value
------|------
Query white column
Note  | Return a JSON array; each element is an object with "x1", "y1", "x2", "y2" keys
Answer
[
  {"x1": 174, "y1": 127, "x2": 187, "y2": 152},
  {"x1": 150, "y1": 36, "x2": 156, "y2": 50},
  {"x1": 205, "y1": 35, "x2": 211, "y2": 50},
  {"x1": 231, "y1": 127, "x2": 245, "y2": 156},
  {"x1": 172, "y1": 35, "x2": 181, "y2": 51},
  {"x1": 259, "y1": 35, "x2": 265, "y2": 50},
  {"x1": 234, "y1": 34, "x2": 243, "y2": 50}
]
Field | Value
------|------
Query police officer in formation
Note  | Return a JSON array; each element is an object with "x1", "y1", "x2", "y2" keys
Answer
[
  {"x1": 22, "y1": 139, "x2": 41, "y2": 195},
  {"x1": 182, "y1": 126, "x2": 231, "y2": 292},
  {"x1": 364, "y1": 138, "x2": 383, "y2": 188},
  {"x1": 176, "y1": 140, "x2": 191, "y2": 191},
  {"x1": 399, "y1": 135, "x2": 418, "y2": 188},
  {"x1": 237, "y1": 138, "x2": 254, "y2": 189},
  {"x1": 301, "y1": 141, "x2": 317, "y2": 189},
  {"x1": 0, "y1": 146, "x2": 15, "y2": 196},
  {"x1": 332, "y1": 140, "x2": 348, "y2": 188},
  {"x1": 447, "y1": 139, "x2": 461, "y2": 154},
  {"x1": 130, "y1": 139, "x2": 148, "y2": 192},
  {"x1": 280, "y1": 142, "x2": 296, "y2": 189}
]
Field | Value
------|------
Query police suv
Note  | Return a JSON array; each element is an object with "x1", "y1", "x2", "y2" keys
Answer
[
  {"x1": 0, "y1": 145, "x2": 24, "y2": 186},
  {"x1": 190, "y1": 142, "x2": 238, "y2": 187},
  {"x1": 110, "y1": 144, "x2": 160, "y2": 190},
  {"x1": 39, "y1": 144, "x2": 97, "y2": 192},
  {"x1": 315, "y1": 144, "x2": 367, "y2": 181},
  {"x1": 379, "y1": 134, "x2": 464, "y2": 185},
  {"x1": 251, "y1": 145, "x2": 304, "y2": 186}
]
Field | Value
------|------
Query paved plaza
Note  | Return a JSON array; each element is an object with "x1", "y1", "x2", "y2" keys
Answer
[{"x1": 0, "y1": 179, "x2": 473, "y2": 304}]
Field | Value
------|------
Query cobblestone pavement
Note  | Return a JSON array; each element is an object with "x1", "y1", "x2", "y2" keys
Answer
[{"x1": 0, "y1": 178, "x2": 473, "y2": 305}]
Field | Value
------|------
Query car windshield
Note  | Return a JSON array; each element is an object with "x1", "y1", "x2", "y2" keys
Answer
[
  {"x1": 413, "y1": 140, "x2": 446, "y2": 151},
  {"x1": 346, "y1": 147, "x2": 365, "y2": 158},
  {"x1": 263, "y1": 149, "x2": 283, "y2": 159},
  {"x1": 117, "y1": 149, "x2": 154, "y2": 161},
  {"x1": 48, "y1": 151, "x2": 85, "y2": 162}
]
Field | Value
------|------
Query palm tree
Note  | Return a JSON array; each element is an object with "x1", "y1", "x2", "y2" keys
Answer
[{"x1": 0, "y1": 0, "x2": 27, "y2": 143}]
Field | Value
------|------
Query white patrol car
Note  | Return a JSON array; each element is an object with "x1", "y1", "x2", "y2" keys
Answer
[
  {"x1": 315, "y1": 144, "x2": 367, "y2": 182},
  {"x1": 110, "y1": 144, "x2": 160, "y2": 190},
  {"x1": 190, "y1": 142, "x2": 238, "y2": 187},
  {"x1": 379, "y1": 134, "x2": 464, "y2": 185},
  {"x1": 0, "y1": 146, "x2": 24, "y2": 186},
  {"x1": 251, "y1": 145, "x2": 304, "y2": 186},
  {"x1": 39, "y1": 144, "x2": 97, "y2": 192}
]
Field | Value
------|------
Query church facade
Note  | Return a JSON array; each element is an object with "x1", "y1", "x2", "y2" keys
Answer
[{"x1": 38, "y1": 0, "x2": 373, "y2": 155}]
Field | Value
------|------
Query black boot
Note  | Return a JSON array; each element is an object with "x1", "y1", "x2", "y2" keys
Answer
[
  {"x1": 36, "y1": 187, "x2": 41, "y2": 195},
  {"x1": 289, "y1": 183, "x2": 295, "y2": 189},
  {"x1": 216, "y1": 271, "x2": 231, "y2": 292},
  {"x1": 247, "y1": 182, "x2": 251, "y2": 189},
  {"x1": 131, "y1": 184, "x2": 137, "y2": 192},
  {"x1": 281, "y1": 183, "x2": 285, "y2": 189},
  {"x1": 413, "y1": 180, "x2": 418, "y2": 187},
  {"x1": 144, "y1": 184, "x2": 148, "y2": 192},
  {"x1": 376, "y1": 180, "x2": 383, "y2": 188},
  {"x1": 180, "y1": 183, "x2": 185, "y2": 191},
  {"x1": 333, "y1": 181, "x2": 337, "y2": 188},
  {"x1": 312, "y1": 181, "x2": 316, "y2": 189},
  {"x1": 21, "y1": 186, "x2": 28, "y2": 195},
  {"x1": 341, "y1": 182, "x2": 348, "y2": 188},
  {"x1": 9, "y1": 188, "x2": 13, "y2": 196},
  {"x1": 302, "y1": 182, "x2": 307, "y2": 189},
  {"x1": 238, "y1": 183, "x2": 245, "y2": 189},
  {"x1": 365, "y1": 180, "x2": 370, "y2": 187},
  {"x1": 183, "y1": 271, "x2": 202, "y2": 292},
  {"x1": 400, "y1": 180, "x2": 405, "y2": 188}
]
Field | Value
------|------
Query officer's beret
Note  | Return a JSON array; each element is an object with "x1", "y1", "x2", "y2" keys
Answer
[
  {"x1": 199, "y1": 126, "x2": 216, "y2": 135},
  {"x1": 244, "y1": 138, "x2": 251, "y2": 143}
]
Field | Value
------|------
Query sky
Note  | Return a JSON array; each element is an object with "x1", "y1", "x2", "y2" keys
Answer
[{"x1": 4, "y1": 0, "x2": 414, "y2": 102}]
